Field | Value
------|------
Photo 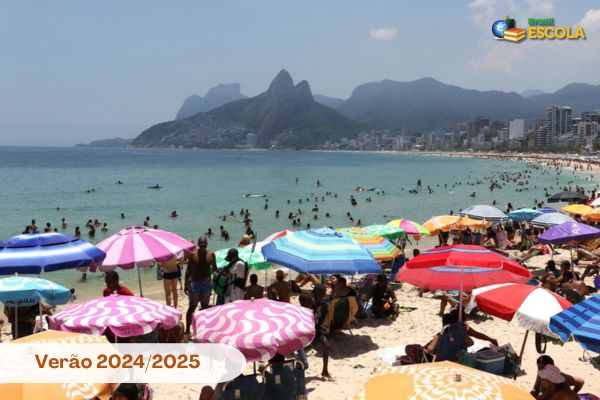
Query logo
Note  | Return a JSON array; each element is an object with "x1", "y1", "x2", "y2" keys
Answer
[
  {"x1": 492, "y1": 16, "x2": 586, "y2": 43},
  {"x1": 491, "y1": 16, "x2": 525, "y2": 42}
]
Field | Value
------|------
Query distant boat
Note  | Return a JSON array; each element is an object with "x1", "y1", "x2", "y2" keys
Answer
[
  {"x1": 243, "y1": 193, "x2": 266, "y2": 198},
  {"x1": 148, "y1": 185, "x2": 162, "y2": 189}
]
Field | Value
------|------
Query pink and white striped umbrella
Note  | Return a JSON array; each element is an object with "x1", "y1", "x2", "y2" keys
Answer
[
  {"x1": 192, "y1": 298, "x2": 315, "y2": 362},
  {"x1": 97, "y1": 225, "x2": 196, "y2": 270},
  {"x1": 48, "y1": 295, "x2": 182, "y2": 337}
]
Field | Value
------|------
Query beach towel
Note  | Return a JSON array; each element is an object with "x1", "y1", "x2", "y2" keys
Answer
[
  {"x1": 377, "y1": 345, "x2": 407, "y2": 366},
  {"x1": 325, "y1": 296, "x2": 358, "y2": 331}
]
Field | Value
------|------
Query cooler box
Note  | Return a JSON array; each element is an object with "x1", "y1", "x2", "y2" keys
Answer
[{"x1": 475, "y1": 350, "x2": 505, "y2": 375}]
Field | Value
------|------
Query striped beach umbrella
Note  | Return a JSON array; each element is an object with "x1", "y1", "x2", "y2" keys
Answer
[
  {"x1": 48, "y1": 294, "x2": 182, "y2": 338},
  {"x1": 508, "y1": 208, "x2": 543, "y2": 222},
  {"x1": 531, "y1": 213, "x2": 576, "y2": 228},
  {"x1": 192, "y1": 298, "x2": 315, "y2": 362},
  {"x1": 337, "y1": 227, "x2": 401, "y2": 261},
  {"x1": 352, "y1": 361, "x2": 533, "y2": 399},
  {"x1": 386, "y1": 219, "x2": 429, "y2": 235},
  {"x1": 0, "y1": 233, "x2": 105, "y2": 275},
  {"x1": 0, "y1": 276, "x2": 70, "y2": 307},
  {"x1": 549, "y1": 295, "x2": 600, "y2": 353},
  {"x1": 362, "y1": 224, "x2": 405, "y2": 240},
  {"x1": 261, "y1": 228, "x2": 381, "y2": 275},
  {"x1": 215, "y1": 246, "x2": 270, "y2": 270},
  {"x1": 459, "y1": 205, "x2": 507, "y2": 221}
]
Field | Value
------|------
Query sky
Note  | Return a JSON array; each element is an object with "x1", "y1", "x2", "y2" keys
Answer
[{"x1": 0, "y1": 0, "x2": 599, "y2": 146}]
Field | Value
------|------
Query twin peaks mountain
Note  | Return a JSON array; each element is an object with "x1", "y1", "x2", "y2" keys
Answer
[
  {"x1": 133, "y1": 70, "x2": 360, "y2": 149},
  {"x1": 132, "y1": 71, "x2": 600, "y2": 149}
]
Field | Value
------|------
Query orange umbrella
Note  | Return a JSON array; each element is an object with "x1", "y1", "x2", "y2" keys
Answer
[
  {"x1": 0, "y1": 330, "x2": 115, "y2": 400},
  {"x1": 353, "y1": 361, "x2": 533, "y2": 399},
  {"x1": 582, "y1": 208, "x2": 600, "y2": 222},
  {"x1": 422, "y1": 216, "x2": 460, "y2": 235},
  {"x1": 457, "y1": 216, "x2": 492, "y2": 230}
]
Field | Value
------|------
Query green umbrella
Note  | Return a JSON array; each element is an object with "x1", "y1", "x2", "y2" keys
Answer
[
  {"x1": 362, "y1": 224, "x2": 405, "y2": 240},
  {"x1": 215, "y1": 246, "x2": 271, "y2": 270}
]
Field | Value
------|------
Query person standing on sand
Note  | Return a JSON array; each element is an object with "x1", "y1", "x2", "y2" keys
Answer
[
  {"x1": 160, "y1": 256, "x2": 181, "y2": 308},
  {"x1": 184, "y1": 237, "x2": 216, "y2": 335}
]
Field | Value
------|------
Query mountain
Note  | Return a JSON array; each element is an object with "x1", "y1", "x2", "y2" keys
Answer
[
  {"x1": 75, "y1": 138, "x2": 132, "y2": 148},
  {"x1": 520, "y1": 89, "x2": 545, "y2": 98},
  {"x1": 336, "y1": 78, "x2": 600, "y2": 132},
  {"x1": 175, "y1": 83, "x2": 247, "y2": 120},
  {"x1": 337, "y1": 77, "x2": 533, "y2": 132},
  {"x1": 133, "y1": 70, "x2": 361, "y2": 149},
  {"x1": 314, "y1": 94, "x2": 345, "y2": 109},
  {"x1": 527, "y1": 83, "x2": 600, "y2": 114}
]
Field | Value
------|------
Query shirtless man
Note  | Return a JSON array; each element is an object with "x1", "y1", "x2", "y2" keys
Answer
[
  {"x1": 268, "y1": 270, "x2": 291, "y2": 303},
  {"x1": 184, "y1": 237, "x2": 216, "y2": 335},
  {"x1": 160, "y1": 256, "x2": 181, "y2": 308}
]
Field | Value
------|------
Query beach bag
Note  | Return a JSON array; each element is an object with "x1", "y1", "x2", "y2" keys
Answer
[
  {"x1": 222, "y1": 374, "x2": 264, "y2": 400},
  {"x1": 458, "y1": 350, "x2": 477, "y2": 368},
  {"x1": 213, "y1": 264, "x2": 233, "y2": 297}
]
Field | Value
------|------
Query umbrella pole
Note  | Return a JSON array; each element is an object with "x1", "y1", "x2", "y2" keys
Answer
[
  {"x1": 14, "y1": 305, "x2": 18, "y2": 339},
  {"x1": 459, "y1": 266, "x2": 464, "y2": 322},
  {"x1": 137, "y1": 265, "x2": 144, "y2": 297},
  {"x1": 515, "y1": 330, "x2": 529, "y2": 380}
]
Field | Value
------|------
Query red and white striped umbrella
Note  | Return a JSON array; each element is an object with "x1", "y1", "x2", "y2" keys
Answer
[
  {"x1": 470, "y1": 283, "x2": 572, "y2": 337},
  {"x1": 97, "y1": 225, "x2": 196, "y2": 271}
]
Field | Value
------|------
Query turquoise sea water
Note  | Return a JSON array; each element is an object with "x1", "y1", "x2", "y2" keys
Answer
[{"x1": 0, "y1": 146, "x2": 591, "y2": 299}]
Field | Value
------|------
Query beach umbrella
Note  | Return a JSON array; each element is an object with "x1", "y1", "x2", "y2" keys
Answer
[
  {"x1": 508, "y1": 208, "x2": 543, "y2": 222},
  {"x1": 215, "y1": 246, "x2": 270, "y2": 270},
  {"x1": 561, "y1": 204, "x2": 593, "y2": 216},
  {"x1": 459, "y1": 205, "x2": 507, "y2": 221},
  {"x1": 549, "y1": 294, "x2": 600, "y2": 353},
  {"x1": 351, "y1": 361, "x2": 533, "y2": 399},
  {"x1": 361, "y1": 224, "x2": 405, "y2": 240},
  {"x1": 395, "y1": 245, "x2": 531, "y2": 292},
  {"x1": 337, "y1": 227, "x2": 401, "y2": 261},
  {"x1": 582, "y1": 208, "x2": 600, "y2": 222},
  {"x1": 538, "y1": 222, "x2": 600, "y2": 246},
  {"x1": 456, "y1": 216, "x2": 492, "y2": 230},
  {"x1": 0, "y1": 330, "x2": 115, "y2": 400},
  {"x1": 531, "y1": 213, "x2": 576, "y2": 228},
  {"x1": 386, "y1": 219, "x2": 429, "y2": 235},
  {"x1": 547, "y1": 191, "x2": 588, "y2": 203},
  {"x1": 422, "y1": 216, "x2": 460, "y2": 235},
  {"x1": 589, "y1": 198, "x2": 600, "y2": 207},
  {"x1": 471, "y1": 283, "x2": 572, "y2": 372},
  {"x1": 261, "y1": 228, "x2": 381, "y2": 275},
  {"x1": 0, "y1": 232, "x2": 105, "y2": 275},
  {"x1": 48, "y1": 294, "x2": 182, "y2": 338},
  {"x1": 96, "y1": 225, "x2": 196, "y2": 296},
  {"x1": 0, "y1": 276, "x2": 70, "y2": 307},
  {"x1": 537, "y1": 207, "x2": 559, "y2": 214},
  {"x1": 192, "y1": 298, "x2": 315, "y2": 362}
]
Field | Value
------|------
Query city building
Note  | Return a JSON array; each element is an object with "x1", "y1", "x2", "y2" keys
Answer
[
  {"x1": 508, "y1": 119, "x2": 525, "y2": 139},
  {"x1": 546, "y1": 106, "x2": 572, "y2": 142}
]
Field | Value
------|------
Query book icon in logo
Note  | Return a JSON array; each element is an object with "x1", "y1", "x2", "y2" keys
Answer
[{"x1": 503, "y1": 27, "x2": 526, "y2": 42}]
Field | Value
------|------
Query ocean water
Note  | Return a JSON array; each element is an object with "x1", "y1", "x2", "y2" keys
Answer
[{"x1": 0, "y1": 146, "x2": 590, "y2": 299}]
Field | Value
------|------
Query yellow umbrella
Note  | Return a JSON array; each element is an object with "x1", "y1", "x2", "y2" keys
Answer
[
  {"x1": 422, "y1": 216, "x2": 460, "y2": 235},
  {"x1": 582, "y1": 208, "x2": 600, "y2": 222},
  {"x1": 561, "y1": 204, "x2": 593, "y2": 216},
  {"x1": 457, "y1": 216, "x2": 492, "y2": 230},
  {"x1": 0, "y1": 331, "x2": 116, "y2": 400},
  {"x1": 352, "y1": 361, "x2": 533, "y2": 400}
]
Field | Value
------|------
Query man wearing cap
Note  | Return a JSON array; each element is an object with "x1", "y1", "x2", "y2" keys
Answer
[{"x1": 224, "y1": 248, "x2": 247, "y2": 303}]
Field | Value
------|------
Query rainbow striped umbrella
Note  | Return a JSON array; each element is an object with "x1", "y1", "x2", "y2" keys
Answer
[
  {"x1": 337, "y1": 227, "x2": 401, "y2": 261},
  {"x1": 215, "y1": 246, "x2": 270, "y2": 270},
  {"x1": 387, "y1": 219, "x2": 429, "y2": 235},
  {"x1": 362, "y1": 224, "x2": 405, "y2": 240},
  {"x1": 261, "y1": 228, "x2": 381, "y2": 275}
]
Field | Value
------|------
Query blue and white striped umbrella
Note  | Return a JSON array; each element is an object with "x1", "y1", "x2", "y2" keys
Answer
[
  {"x1": 460, "y1": 205, "x2": 507, "y2": 221},
  {"x1": 261, "y1": 228, "x2": 381, "y2": 275},
  {"x1": 0, "y1": 233, "x2": 105, "y2": 275},
  {"x1": 549, "y1": 295, "x2": 600, "y2": 353},
  {"x1": 531, "y1": 213, "x2": 576, "y2": 228},
  {"x1": 508, "y1": 208, "x2": 542, "y2": 222},
  {"x1": 0, "y1": 276, "x2": 70, "y2": 307}
]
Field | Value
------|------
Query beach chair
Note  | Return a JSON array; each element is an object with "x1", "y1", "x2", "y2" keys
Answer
[
  {"x1": 356, "y1": 274, "x2": 377, "y2": 316},
  {"x1": 327, "y1": 296, "x2": 358, "y2": 335},
  {"x1": 222, "y1": 374, "x2": 264, "y2": 400},
  {"x1": 264, "y1": 359, "x2": 307, "y2": 400},
  {"x1": 431, "y1": 323, "x2": 469, "y2": 362}
]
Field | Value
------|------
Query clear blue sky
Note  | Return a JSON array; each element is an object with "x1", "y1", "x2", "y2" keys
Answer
[{"x1": 1, "y1": 0, "x2": 599, "y2": 145}]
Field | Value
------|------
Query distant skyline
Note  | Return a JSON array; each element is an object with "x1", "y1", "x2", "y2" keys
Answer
[{"x1": 1, "y1": 0, "x2": 599, "y2": 146}]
